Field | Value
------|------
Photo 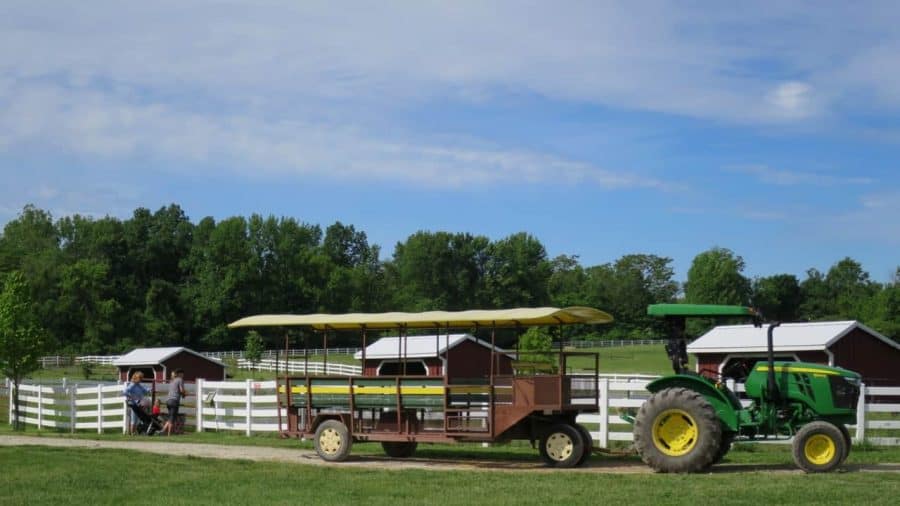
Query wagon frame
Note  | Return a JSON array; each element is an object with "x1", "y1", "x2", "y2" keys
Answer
[{"x1": 228, "y1": 306, "x2": 613, "y2": 466}]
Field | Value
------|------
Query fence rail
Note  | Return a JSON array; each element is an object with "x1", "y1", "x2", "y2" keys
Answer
[
  {"x1": 8, "y1": 376, "x2": 899, "y2": 446},
  {"x1": 235, "y1": 359, "x2": 362, "y2": 376},
  {"x1": 39, "y1": 348, "x2": 364, "y2": 368},
  {"x1": 560, "y1": 339, "x2": 666, "y2": 349}
]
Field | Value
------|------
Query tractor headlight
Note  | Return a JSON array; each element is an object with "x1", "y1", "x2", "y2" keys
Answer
[{"x1": 844, "y1": 376, "x2": 861, "y2": 387}]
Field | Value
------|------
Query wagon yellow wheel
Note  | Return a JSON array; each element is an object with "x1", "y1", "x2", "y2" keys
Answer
[
  {"x1": 314, "y1": 419, "x2": 353, "y2": 462},
  {"x1": 538, "y1": 423, "x2": 585, "y2": 468},
  {"x1": 792, "y1": 421, "x2": 846, "y2": 473},
  {"x1": 633, "y1": 388, "x2": 721, "y2": 473},
  {"x1": 652, "y1": 409, "x2": 699, "y2": 457}
]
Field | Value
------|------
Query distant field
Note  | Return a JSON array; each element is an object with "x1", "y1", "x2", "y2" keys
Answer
[
  {"x1": 565, "y1": 344, "x2": 677, "y2": 375},
  {"x1": 2, "y1": 445, "x2": 899, "y2": 506}
]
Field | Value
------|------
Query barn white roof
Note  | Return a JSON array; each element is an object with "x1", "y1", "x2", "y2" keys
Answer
[
  {"x1": 113, "y1": 347, "x2": 224, "y2": 366},
  {"x1": 353, "y1": 333, "x2": 511, "y2": 360},
  {"x1": 687, "y1": 320, "x2": 900, "y2": 354}
]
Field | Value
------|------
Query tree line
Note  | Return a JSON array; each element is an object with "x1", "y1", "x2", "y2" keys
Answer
[{"x1": 0, "y1": 204, "x2": 896, "y2": 353}]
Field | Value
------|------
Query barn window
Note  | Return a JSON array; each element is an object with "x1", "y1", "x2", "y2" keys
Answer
[{"x1": 377, "y1": 361, "x2": 427, "y2": 376}]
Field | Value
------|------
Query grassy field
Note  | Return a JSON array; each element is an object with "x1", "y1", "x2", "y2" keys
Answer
[
  {"x1": 2, "y1": 445, "x2": 899, "y2": 506},
  {"x1": 566, "y1": 344, "x2": 677, "y2": 375}
]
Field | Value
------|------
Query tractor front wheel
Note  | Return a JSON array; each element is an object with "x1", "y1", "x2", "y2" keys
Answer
[
  {"x1": 314, "y1": 419, "x2": 353, "y2": 462},
  {"x1": 382, "y1": 441, "x2": 418, "y2": 458},
  {"x1": 633, "y1": 387, "x2": 722, "y2": 473},
  {"x1": 792, "y1": 421, "x2": 847, "y2": 473},
  {"x1": 837, "y1": 423, "x2": 852, "y2": 465},
  {"x1": 539, "y1": 423, "x2": 585, "y2": 468}
]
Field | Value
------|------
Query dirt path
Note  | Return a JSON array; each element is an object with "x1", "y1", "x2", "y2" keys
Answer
[{"x1": 2, "y1": 435, "x2": 898, "y2": 474}]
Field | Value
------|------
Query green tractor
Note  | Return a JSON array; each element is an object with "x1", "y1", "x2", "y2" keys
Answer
[{"x1": 632, "y1": 304, "x2": 862, "y2": 473}]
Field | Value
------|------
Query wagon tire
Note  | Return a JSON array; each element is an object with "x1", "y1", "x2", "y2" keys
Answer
[
  {"x1": 538, "y1": 423, "x2": 585, "y2": 468},
  {"x1": 381, "y1": 441, "x2": 418, "y2": 458},
  {"x1": 575, "y1": 423, "x2": 593, "y2": 466},
  {"x1": 314, "y1": 419, "x2": 353, "y2": 462},
  {"x1": 792, "y1": 421, "x2": 846, "y2": 473},
  {"x1": 633, "y1": 387, "x2": 721, "y2": 473}
]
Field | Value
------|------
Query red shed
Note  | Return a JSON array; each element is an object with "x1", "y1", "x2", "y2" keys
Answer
[
  {"x1": 114, "y1": 347, "x2": 226, "y2": 382},
  {"x1": 687, "y1": 321, "x2": 900, "y2": 386},
  {"x1": 353, "y1": 334, "x2": 514, "y2": 382}
]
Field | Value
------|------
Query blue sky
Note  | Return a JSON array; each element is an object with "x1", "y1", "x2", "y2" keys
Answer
[{"x1": 1, "y1": 1, "x2": 898, "y2": 281}]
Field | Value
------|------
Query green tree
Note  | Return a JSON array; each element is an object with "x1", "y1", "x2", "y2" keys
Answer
[
  {"x1": 518, "y1": 327, "x2": 554, "y2": 368},
  {"x1": 244, "y1": 330, "x2": 265, "y2": 369},
  {"x1": 389, "y1": 231, "x2": 490, "y2": 310},
  {"x1": 0, "y1": 272, "x2": 47, "y2": 430},
  {"x1": 684, "y1": 247, "x2": 751, "y2": 305},
  {"x1": 752, "y1": 274, "x2": 802, "y2": 321},
  {"x1": 484, "y1": 232, "x2": 551, "y2": 308}
]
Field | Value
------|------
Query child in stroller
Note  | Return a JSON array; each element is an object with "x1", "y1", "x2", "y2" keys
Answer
[
  {"x1": 123, "y1": 372, "x2": 163, "y2": 435},
  {"x1": 133, "y1": 400, "x2": 163, "y2": 435}
]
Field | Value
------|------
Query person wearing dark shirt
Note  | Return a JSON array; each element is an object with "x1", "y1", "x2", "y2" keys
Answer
[{"x1": 163, "y1": 369, "x2": 186, "y2": 436}]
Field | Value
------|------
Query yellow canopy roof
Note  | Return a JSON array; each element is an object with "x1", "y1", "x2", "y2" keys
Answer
[{"x1": 227, "y1": 306, "x2": 613, "y2": 331}]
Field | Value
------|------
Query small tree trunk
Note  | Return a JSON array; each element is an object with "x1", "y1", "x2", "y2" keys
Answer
[{"x1": 12, "y1": 377, "x2": 21, "y2": 431}]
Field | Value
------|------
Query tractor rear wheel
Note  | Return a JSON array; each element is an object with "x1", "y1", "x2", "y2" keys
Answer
[
  {"x1": 575, "y1": 424, "x2": 593, "y2": 466},
  {"x1": 633, "y1": 387, "x2": 722, "y2": 473},
  {"x1": 381, "y1": 441, "x2": 418, "y2": 458},
  {"x1": 792, "y1": 421, "x2": 847, "y2": 473},
  {"x1": 314, "y1": 419, "x2": 353, "y2": 462},
  {"x1": 538, "y1": 423, "x2": 585, "y2": 468},
  {"x1": 709, "y1": 431, "x2": 735, "y2": 467}
]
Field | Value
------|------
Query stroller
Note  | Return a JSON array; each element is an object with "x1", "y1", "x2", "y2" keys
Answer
[{"x1": 129, "y1": 401, "x2": 163, "y2": 436}]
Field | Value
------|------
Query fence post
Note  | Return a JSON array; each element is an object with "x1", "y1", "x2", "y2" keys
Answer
[
  {"x1": 97, "y1": 383, "x2": 103, "y2": 434},
  {"x1": 599, "y1": 378, "x2": 609, "y2": 448},
  {"x1": 855, "y1": 382, "x2": 866, "y2": 443},
  {"x1": 196, "y1": 378, "x2": 204, "y2": 433},
  {"x1": 69, "y1": 385, "x2": 76, "y2": 434},
  {"x1": 246, "y1": 379, "x2": 253, "y2": 436},
  {"x1": 7, "y1": 380, "x2": 12, "y2": 426},
  {"x1": 36, "y1": 385, "x2": 43, "y2": 429},
  {"x1": 122, "y1": 384, "x2": 128, "y2": 434}
]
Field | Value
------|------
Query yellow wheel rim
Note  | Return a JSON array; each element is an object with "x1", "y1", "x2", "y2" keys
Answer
[
  {"x1": 804, "y1": 434, "x2": 836, "y2": 466},
  {"x1": 652, "y1": 409, "x2": 699, "y2": 457},
  {"x1": 319, "y1": 428, "x2": 343, "y2": 456},
  {"x1": 545, "y1": 432, "x2": 575, "y2": 462}
]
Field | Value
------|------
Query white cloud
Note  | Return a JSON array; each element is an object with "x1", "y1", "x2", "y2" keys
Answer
[
  {"x1": 728, "y1": 165, "x2": 874, "y2": 186},
  {"x1": 0, "y1": 81, "x2": 674, "y2": 191},
  {"x1": 766, "y1": 81, "x2": 815, "y2": 118},
  {"x1": 830, "y1": 190, "x2": 900, "y2": 244},
  {"x1": 2, "y1": 1, "x2": 876, "y2": 125}
]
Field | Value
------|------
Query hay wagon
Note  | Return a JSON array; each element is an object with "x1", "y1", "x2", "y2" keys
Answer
[{"x1": 228, "y1": 307, "x2": 612, "y2": 467}]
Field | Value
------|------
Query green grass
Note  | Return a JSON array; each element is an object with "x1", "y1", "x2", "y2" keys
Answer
[
  {"x1": 3, "y1": 422, "x2": 899, "y2": 465},
  {"x1": 565, "y1": 344, "x2": 679, "y2": 375},
  {"x1": 1, "y1": 446, "x2": 899, "y2": 506}
]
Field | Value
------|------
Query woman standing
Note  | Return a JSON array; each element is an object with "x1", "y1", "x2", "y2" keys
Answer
[
  {"x1": 122, "y1": 371, "x2": 150, "y2": 435},
  {"x1": 163, "y1": 369, "x2": 186, "y2": 436}
]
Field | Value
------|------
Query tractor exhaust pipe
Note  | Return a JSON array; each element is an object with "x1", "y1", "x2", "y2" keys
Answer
[{"x1": 767, "y1": 322, "x2": 782, "y2": 402}]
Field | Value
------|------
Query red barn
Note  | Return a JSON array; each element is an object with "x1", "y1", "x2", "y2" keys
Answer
[
  {"x1": 354, "y1": 334, "x2": 513, "y2": 382},
  {"x1": 114, "y1": 347, "x2": 226, "y2": 383},
  {"x1": 688, "y1": 321, "x2": 900, "y2": 386}
]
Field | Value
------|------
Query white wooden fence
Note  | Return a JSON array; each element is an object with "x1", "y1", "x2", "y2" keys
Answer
[
  {"x1": 7, "y1": 381, "x2": 196, "y2": 433},
  {"x1": 7, "y1": 377, "x2": 899, "y2": 446},
  {"x1": 236, "y1": 359, "x2": 362, "y2": 376}
]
